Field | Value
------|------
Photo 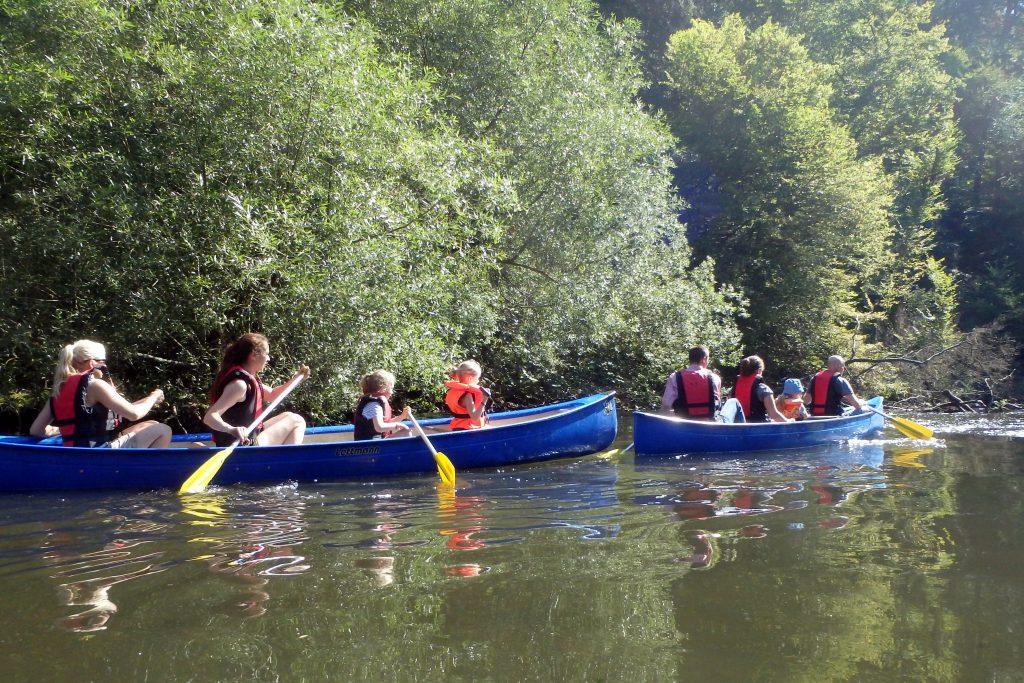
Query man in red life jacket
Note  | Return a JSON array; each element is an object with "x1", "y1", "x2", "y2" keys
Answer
[
  {"x1": 805, "y1": 355, "x2": 865, "y2": 416},
  {"x1": 660, "y1": 346, "x2": 723, "y2": 420}
]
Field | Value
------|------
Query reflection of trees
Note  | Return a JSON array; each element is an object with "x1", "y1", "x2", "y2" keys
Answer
[{"x1": 660, "y1": 453, "x2": 963, "y2": 681}]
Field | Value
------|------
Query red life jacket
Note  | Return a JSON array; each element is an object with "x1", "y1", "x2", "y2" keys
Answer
[
  {"x1": 353, "y1": 395, "x2": 394, "y2": 440},
  {"x1": 672, "y1": 369, "x2": 719, "y2": 418},
  {"x1": 733, "y1": 374, "x2": 768, "y2": 421},
  {"x1": 809, "y1": 370, "x2": 841, "y2": 416},
  {"x1": 209, "y1": 365, "x2": 265, "y2": 446},
  {"x1": 445, "y1": 380, "x2": 487, "y2": 430},
  {"x1": 50, "y1": 373, "x2": 117, "y2": 447}
]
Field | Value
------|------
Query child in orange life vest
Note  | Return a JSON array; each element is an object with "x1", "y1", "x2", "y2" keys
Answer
[
  {"x1": 776, "y1": 378, "x2": 809, "y2": 421},
  {"x1": 444, "y1": 360, "x2": 489, "y2": 430},
  {"x1": 353, "y1": 370, "x2": 411, "y2": 441}
]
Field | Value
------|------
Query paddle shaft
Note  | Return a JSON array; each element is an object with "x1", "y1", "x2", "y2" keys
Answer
[
  {"x1": 408, "y1": 413, "x2": 439, "y2": 458},
  {"x1": 235, "y1": 372, "x2": 306, "y2": 443},
  {"x1": 179, "y1": 372, "x2": 306, "y2": 494},
  {"x1": 408, "y1": 412, "x2": 456, "y2": 487}
]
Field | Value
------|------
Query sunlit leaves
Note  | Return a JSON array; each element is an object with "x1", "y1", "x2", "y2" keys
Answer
[{"x1": 665, "y1": 15, "x2": 894, "y2": 369}]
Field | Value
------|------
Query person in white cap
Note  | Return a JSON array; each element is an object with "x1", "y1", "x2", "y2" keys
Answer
[{"x1": 30, "y1": 339, "x2": 170, "y2": 448}]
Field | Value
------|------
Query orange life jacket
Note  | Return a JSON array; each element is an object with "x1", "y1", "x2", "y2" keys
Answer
[
  {"x1": 780, "y1": 398, "x2": 805, "y2": 420},
  {"x1": 809, "y1": 370, "x2": 841, "y2": 416},
  {"x1": 445, "y1": 380, "x2": 487, "y2": 430}
]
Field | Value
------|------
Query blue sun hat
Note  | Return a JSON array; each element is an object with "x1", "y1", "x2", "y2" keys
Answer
[{"x1": 783, "y1": 378, "x2": 804, "y2": 395}]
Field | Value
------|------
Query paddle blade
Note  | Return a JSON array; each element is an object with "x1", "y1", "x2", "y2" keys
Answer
[
  {"x1": 890, "y1": 416, "x2": 934, "y2": 441},
  {"x1": 434, "y1": 451, "x2": 456, "y2": 487},
  {"x1": 179, "y1": 444, "x2": 236, "y2": 494}
]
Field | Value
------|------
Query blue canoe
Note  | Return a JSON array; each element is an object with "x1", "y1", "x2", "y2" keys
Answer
[
  {"x1": 633, "y1": 396, "x2": 884, "y2": 456},
  {"x1": 0, "y1": 392, "x2": 617, "y2": 493}
]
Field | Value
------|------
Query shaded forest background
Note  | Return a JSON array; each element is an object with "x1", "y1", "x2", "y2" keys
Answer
[{"x1": 0, "y1": 0, "x2": 1021, "y2": 431}]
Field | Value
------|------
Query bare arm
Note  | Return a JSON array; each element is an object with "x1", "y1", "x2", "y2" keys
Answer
[
  {"x1": 203, "y1": 378, "x2": 248, "y2": 442},
  {"x1": 372, "y1": 406, "x2": 412, "y2": 435},
  {"x1": 89, "y1": 380, "x2": 163, "y2": 422},
  {"x1": 30, "y1": 401, "x2": 58, "y2": 437},
  {"x1": 841, "y1": 392, "x2": 864, "y2": 410},
  {"x1": 461, "y1": 392, "x2": 487, "y2": 421},
  {"x1": 265, "y1": 366, "x2": 310, "y2": 403},
  {"x1": 763, "y1": 394, "x2": 791, "y2": 423},
  {"x1": 660, "y1": 373, "x2": 677, "y2": 414}
]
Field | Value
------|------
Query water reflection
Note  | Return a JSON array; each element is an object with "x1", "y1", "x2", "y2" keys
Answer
[
  {"x1": 183, "y1": 487, "x2": 310, "y2": 618},
  {"x1": 12, "y1": 425, "x2": 1024, "y2": 680},
  {"x1": 437, "y1": 487, "x2": 488, "y2": 577},
  {"x1": 41, "y1": 504, "x2": 176, "y2": 633}
]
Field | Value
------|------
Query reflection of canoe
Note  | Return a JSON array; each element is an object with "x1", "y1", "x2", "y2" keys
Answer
[
  {"x1": 633, "y1": 396, "x2": 884, "y2": 456},
  {"x1": 0, "y1": 393, "x2": 617, "y2": 492}
]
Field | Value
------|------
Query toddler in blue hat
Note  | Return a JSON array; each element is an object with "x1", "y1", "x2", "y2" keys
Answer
[{"x1": 776, "y1": 378, "x2": 809, "y2": 420}]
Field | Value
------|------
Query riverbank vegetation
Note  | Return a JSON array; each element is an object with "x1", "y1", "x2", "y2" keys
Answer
[{"x1": 1, "y1": 0, "x2": 1020, "y2": 430}]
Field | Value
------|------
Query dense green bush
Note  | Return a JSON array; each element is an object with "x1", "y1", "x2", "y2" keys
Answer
[{"x1": 0, "y1": 0, "x2": 741, "y2": 430}]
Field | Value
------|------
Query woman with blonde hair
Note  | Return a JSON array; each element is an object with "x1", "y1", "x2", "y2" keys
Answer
[
  {"x1": 204, "y1": 333, "x2": 309, "y2": 447},
  {"x1": 30, "y1": 340, "x2": 171, "y2": 448}
]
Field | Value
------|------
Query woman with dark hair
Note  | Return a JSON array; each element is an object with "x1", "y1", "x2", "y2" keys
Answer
[
  {"x1": 732, "y1": 355, "x2": 790, "y2": 423},
  {"x1": 203, "y1": 333, "x2": 309, "y2": 447}
]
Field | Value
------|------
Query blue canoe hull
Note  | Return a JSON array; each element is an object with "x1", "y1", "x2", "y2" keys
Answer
[
  {"x1": 633, "y1": 396, "x2": 884, "y2": 456},
  {"x1": 0, "y1": 393, "x2": 617, "y2": 492}
]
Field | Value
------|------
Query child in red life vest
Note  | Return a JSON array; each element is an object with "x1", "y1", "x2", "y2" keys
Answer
[
  {"x1": 776, "y1": 378, "x2": 809, "y2": 421},
  {"x1": 353, "y1": 370, "x2": 411, "y2": 441},
  {"x1": 444, "y1": 360, "x2": 489, "y2": 430}
]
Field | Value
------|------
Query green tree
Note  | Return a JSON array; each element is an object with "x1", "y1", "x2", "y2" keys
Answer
[
  {"x1": 704, "y1": 0, "x2": 962, "y2": 353},
  {"x1": 348, "y1": 0, "x2": 742, "y2": 405},
  {"x1": 0, "y1": 0, "x2": 513, "y2": 426},
  {"x1": 664, "y1": 15, "x2": 894, "y2": 370}
]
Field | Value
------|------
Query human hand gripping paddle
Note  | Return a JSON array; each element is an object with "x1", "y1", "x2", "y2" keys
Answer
[
  {"x1": 408, "y1": 411, "x2": 456, "y2": 487},
  {"x1": 179, "y1": 370, "x2": 308, "y2": 494},
  {"x1": 864, "y1": 405, "x2": 934, "y2": 440}
]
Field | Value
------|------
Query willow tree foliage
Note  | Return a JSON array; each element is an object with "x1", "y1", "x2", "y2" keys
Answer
[
  {"x1": 348, "y1": 0, "x2": 743, "y2": 404},
  {"x1": 664, "y1": 15, "x2": 895, "y2": 370},
  {"x1": 0, "y1": 0, "x2": 514, "y2": 425},
  {"x1": 0, "y1": 0, "x2": 740, "y2": 426}
]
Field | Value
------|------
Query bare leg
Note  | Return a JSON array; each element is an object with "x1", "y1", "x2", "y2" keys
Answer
[
  {"x1": 113, "y1": 421, "x2": 172, "y2": 448},
  {"x1": 254, "y1": 412, "x2": 306, "y2": 446}
]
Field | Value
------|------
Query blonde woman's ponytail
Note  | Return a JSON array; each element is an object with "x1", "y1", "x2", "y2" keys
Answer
[{"x1": 51, "y1": 344, "x2": 76, "y2": 396}]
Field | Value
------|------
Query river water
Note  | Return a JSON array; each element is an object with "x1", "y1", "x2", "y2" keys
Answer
[{"x1": 1, "y1": 413, "x2": 1023, "y2": 681}]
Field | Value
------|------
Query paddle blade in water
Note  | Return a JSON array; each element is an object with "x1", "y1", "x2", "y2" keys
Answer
[
  {"x1": 890, "y1": 416, "x2": 934, "y2": 441},
  {"x1": 179, "y1": 445, "x2": 235, "y2": 494},
  {"x1": 435, "y1": 451, "x2": 456, "y2": 487}
]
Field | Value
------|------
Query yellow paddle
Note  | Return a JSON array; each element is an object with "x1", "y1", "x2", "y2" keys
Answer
[
  {"x1": 596, "y1": 442, "x2": 634, "y2": 458},
  {"x1": 866, "y1": 405, "x2": 934, "y2": 440},
  {"x1": 408, "y1": 412, "x2": 456, "y2": 487},
  {"x1": 179, "y1": 372, "x2": 307, "y2": 494}
]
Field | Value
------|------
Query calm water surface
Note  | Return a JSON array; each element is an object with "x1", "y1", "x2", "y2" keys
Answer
[{"x1": 2, "y1": 413, "x2": 1024, "y2": 682}]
